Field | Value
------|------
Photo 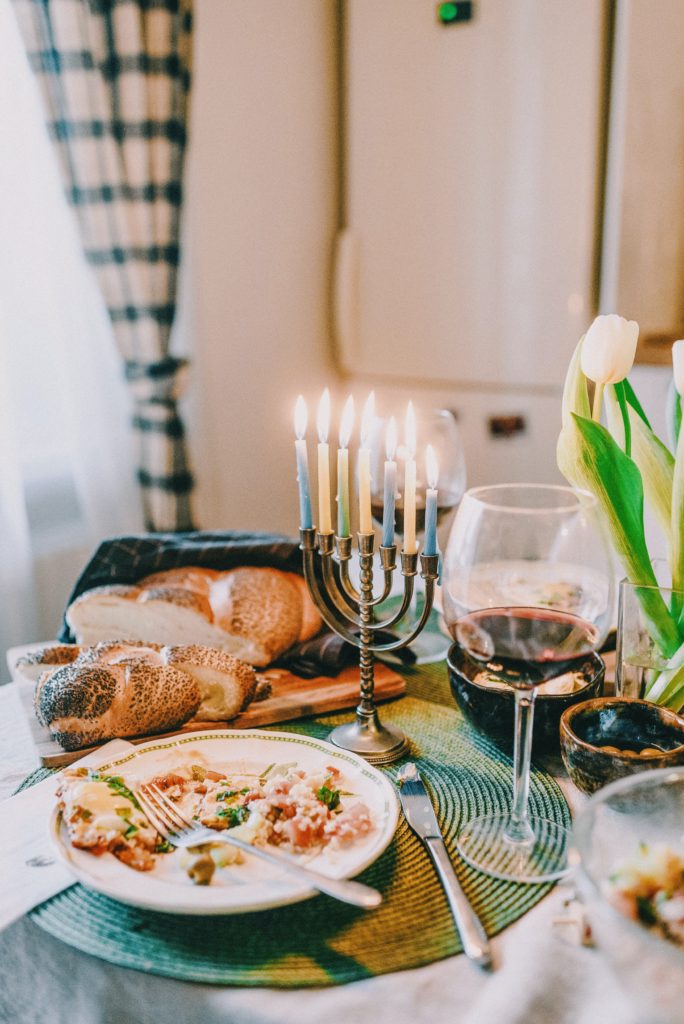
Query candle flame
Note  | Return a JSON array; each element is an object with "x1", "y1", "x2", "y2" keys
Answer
[
  {"x1": 405, "y1": 401, "x2": 416, "y2": 457},
  {"x1": 317, "y1": 388, "x2": 331, "y2": 443},
  {"x1": 361, "y1": 391, "x2": 375, "y2": 448},
  {"x1": 294, "y1": 395, "x2": 307, "y2": 440},
  {"x1": 426, "y1": 444, "x2": 439, "y2": 489},
  {"x1": 385, "y1": 416, "x2": 397, "y2": 460},
  {"x1": 339, "y1": 395, "x2": 355, "y2": 448}
]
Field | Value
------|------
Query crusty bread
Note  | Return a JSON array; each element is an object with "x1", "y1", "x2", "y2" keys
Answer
[
  {"x1": 287, "y1": 573, "x2": 323, "y2": 642},
  {"x1": 210, "y1": 568, "x2": 303, "y2": 666},
  {"x1": 34, "y1": 641, "x2": 257, "y2": 750},
  {"x1": 66, "y1": 566, "x2": 322, "y2": 667},
  {"x1": 35, "y1": 658, "x2": 200, "y2": 751}
]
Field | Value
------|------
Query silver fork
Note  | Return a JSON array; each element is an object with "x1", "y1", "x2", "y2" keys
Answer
[{"x1": 136, "y1": 783, "x2": 382, "y2": 909}]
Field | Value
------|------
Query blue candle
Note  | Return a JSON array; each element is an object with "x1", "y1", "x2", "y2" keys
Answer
[
  {"x1": 382, "y1": 416, "x2": 397, "y2": 547},
  {"x1": 423, "y1": 444, "x2": 439, "y2": 555},
  {"x1": 294, "y1": 395, "x2": 313, "y2": 529}
]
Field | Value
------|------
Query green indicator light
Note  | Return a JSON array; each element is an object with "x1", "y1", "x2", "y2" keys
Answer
[
  {"x1": 437, "y1": 1, "x2": 473, "y2": 25},
  {"x1": 438, "y1": 2, "x2": 458, "y2": 21}
]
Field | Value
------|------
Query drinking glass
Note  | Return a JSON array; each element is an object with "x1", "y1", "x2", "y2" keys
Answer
[
  {"x1": 442, "y1": 484, "x2": 614, "y2": 882},
  {"x1": 616, "y1": 577, "x2": 684, "y2": 702},
  {"x1": 371, "y1": 407, "x2": 466, "y2": 663}
]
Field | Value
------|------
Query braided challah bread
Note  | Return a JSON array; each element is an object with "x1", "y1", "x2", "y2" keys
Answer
[
  {"x1": 32, "y1": 641, "x2": 257, "y2": 751},
  {"x1": 65, "y1": 567, "x2": 322, "y2": 667}
]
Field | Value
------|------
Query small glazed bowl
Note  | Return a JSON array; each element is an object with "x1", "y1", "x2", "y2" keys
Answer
[
  {"x1": 560, "y1": 697, "x2": 684, "y2": 795},
  {"x1": 446, "y1": 643, "x2": 605, "y2": 754}
]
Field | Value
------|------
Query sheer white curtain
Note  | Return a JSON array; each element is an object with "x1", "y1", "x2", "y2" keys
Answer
[{"x1": 0, "y1": 0, "x2": 142, "y2": 666}]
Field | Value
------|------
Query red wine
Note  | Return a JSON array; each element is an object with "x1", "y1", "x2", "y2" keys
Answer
[
  {"x1": 371, "y1": 496, "x2": 459, "y2": 535},
  {"x1": 451, "y1": 607, "x2": 599, "y2": 688}
]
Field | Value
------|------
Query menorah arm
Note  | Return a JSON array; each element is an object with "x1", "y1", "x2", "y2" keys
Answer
[
  {"x1": 337, "y1": 541, "x2": 396, "y2": 608},
  {"x1": 366, "y1": 578, "x2": 437, "y2": 652},
  {"x1": 301, "y1": 547, "x2": 363, "y2": 647}
]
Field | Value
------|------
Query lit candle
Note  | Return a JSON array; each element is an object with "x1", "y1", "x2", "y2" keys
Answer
[
  {"x1": 337, "y1": 396, "x2": 354, "y2": 537},
  {"x1": 424, "y1": 444, "x2": 439, "y2": 556},
  {"x1": 294, "y1": 395, "x2": 313, "y2": 529},
  {"x1": 403, "y1": 401, "x2": 417, "y2": 553},
  {"x1": 358, "y1": 392, "x2": 375, "y2": 534},
  {"x1": 317, "y1": 388, "x2": 332, "y2": 534},
  {"x1": 382, "y1": 416, "x2": 397, "y2": 547}
]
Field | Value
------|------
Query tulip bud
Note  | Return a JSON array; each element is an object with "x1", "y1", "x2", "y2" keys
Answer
[
  {"x1": 580, "y1": 314, "x2": 639, "y2": 385},
  {"x1": 673, "y1": 340, "x2": 684, "y2": 397}
]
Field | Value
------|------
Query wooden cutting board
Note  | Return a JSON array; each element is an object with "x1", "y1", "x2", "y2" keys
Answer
[{"x1": 12, "y1": 656, "x2": 406, "y2": 768}]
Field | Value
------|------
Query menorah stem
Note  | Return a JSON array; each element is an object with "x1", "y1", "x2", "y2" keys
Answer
[
  {"x1": 357, "y1": 540, "x2": 376, "y2": 715},
  {"x1": 328, "y1": 532, "x2": 409, "y2": 764}
]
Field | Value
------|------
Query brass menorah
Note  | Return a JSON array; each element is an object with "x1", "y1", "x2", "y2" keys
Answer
[{"x1": 300, "y1": 527, "x2": 440, "y2": 764}]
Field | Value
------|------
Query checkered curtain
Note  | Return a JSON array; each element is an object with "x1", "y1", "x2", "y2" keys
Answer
[{"x1": 11, "y1": 0, "x2": 195, "y2": 531}]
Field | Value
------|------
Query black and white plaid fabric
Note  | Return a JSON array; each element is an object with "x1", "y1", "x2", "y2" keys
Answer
[{"x1": 12, "y1": 0, "x2": 195, "y2": 531}]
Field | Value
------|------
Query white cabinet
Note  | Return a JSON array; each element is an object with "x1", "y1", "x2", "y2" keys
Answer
[{"x1": 337, "y1": 0, "x2": 606, "y2": 390}]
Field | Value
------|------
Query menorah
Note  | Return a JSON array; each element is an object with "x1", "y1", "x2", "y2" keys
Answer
[{"x1": 300, "y1": 527, "x2": 440, "y2": 764}]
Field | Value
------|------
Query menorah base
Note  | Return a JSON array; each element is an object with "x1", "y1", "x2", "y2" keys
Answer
[{"x1": 329, "y1": 712, "x2": 409, "y2": 765}]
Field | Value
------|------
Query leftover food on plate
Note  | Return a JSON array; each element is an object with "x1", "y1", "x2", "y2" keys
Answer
[
  {"x1": 34, "y1": 641, "x2": 256, "y2": 750},
  {"x1": 65, "y1": 566, "x2": 322, "y2": 667},
  {"x1": 604, "y1": 842, "x2": 684, "y2": 946},
  {"x1": 57, "y1": 759, "x2": 373, "y2": 885}
]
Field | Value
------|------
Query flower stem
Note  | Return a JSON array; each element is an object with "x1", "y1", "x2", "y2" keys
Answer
[{"x1": 592, "y1": 382, "x2": 605, "y2": 422}]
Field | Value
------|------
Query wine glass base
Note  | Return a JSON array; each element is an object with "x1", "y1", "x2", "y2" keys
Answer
[{"x1": 457, "y1": 813, "x2": 571, "y2": 883}]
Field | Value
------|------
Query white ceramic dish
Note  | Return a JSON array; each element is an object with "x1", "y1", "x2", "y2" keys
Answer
[{"x1": 50, "y1": 729, "x2": 399, "y2": 915}]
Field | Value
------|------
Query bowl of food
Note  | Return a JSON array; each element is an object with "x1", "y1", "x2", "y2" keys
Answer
[
  {"x1": 573, "y1": 767, "x2": 684, "y2": 1023},
  {"x1": 446, "y1": 643, "x2": 604, "y2": 754},
  {"x1": 560, "y1": 697, "x2": 684, "y2": 794}
]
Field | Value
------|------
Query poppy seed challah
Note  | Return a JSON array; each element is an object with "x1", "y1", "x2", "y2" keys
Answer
[{"x1": 65, "y1": 567, "x2": 321, "y2": 668}]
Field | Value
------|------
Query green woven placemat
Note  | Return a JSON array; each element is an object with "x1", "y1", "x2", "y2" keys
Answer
[{"x1": 19, "y1": 662, "x2": 569, "y2": 987}]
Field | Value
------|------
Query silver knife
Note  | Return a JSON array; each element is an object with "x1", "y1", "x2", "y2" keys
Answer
[{"x1": 397, "y1": 763, "x2": 493, "y2": 970}]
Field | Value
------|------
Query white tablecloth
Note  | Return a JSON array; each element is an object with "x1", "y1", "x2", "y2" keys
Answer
[{"x1": 0, "y1": 682, "x2": 635, "y2": 1024}]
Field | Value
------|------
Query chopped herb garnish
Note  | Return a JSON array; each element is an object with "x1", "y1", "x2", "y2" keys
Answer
[
  {"x1": 105, "y1": 776, "x2": 143, "y2": 812},
  {"x1": 259, "y1": 763, "x2": 276, "y2": 781},
  {"x1": 216, "y1": 790, "x2": 237, "y2": 801},
  {"x1": 636, "y1": 896, "x2": 658, "y2": 925},
  {"x1": 317, "y1": 784, "x2": 341, "y2": 811},
  {"x1": 123, "y1": 824, "x2": 138, "y2": 839},
  {"x1": 216, "y1": 805, "x2": 249, "y2": 827},
  {"x1": 85, "y1": 771, "x2": 142, "y2": 812},
  {"x1": 155, "y1": 839, "x2": 173, "y2": 854},
  {"x1": 79, "y1": 808, "x2": 93, "y2": 821}
]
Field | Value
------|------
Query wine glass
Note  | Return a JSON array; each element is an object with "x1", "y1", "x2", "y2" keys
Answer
[
  {"x1": 371, "y1": 407, "x2": 466, "y2": 663},
  {"x1": 442, "y1": 484, "x2": 614, "y2": 882}
]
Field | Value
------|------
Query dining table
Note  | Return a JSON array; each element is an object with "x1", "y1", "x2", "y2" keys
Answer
[{"x1": 0, "y1": 665, "x2": 638, "y2": 1024}]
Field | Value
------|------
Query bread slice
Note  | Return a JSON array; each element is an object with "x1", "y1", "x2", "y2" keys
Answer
[
  {"x1": 66, "y1": 583, "x2": 240, "y2": 653},
  {"x1": 287, "y1": 573, "x2": 323, "y2": 642},
  {"x1": 164, "y1": 644, "x2": 257, "y2": 721}
]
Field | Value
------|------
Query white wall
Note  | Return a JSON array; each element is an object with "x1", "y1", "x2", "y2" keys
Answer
[{"x1": 176, "y1": 0, "x2": 340, "y2": 535}]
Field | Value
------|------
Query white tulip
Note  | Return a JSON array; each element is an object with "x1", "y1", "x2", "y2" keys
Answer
[
  {"x1": 580, "y1": 314, "x2": 639, "y2": 385},
  {"x1": 673, "y1": 340, "x2": 684, "y2": 396}
]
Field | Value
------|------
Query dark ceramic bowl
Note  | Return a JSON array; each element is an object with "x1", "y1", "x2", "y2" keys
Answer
[
  {"x1": 446, "y1": 643, "x2": 605, "y2": 754},
  {"x1": 560, "y1": 697, "x2": 684, "y2": 795}
]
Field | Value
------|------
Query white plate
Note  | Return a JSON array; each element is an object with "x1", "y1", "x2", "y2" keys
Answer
[{"x1": 50, "y1": 729, "x2": 399, "y2": 915}]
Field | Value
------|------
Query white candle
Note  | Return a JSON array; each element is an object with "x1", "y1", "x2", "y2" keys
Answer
[
  {"x1": 317, "y1": 388, "x2": 332, "y2": 533},
  {"x1": 294, "y1": 396, "x2": 313, "y2": 529},
  {"x1": 423, "y1": 444, "x2": 439, "y2": 556},
  {"x1": 403, "y1": 401, "x2": 417, "y2": 553},
  {"x1": 337, "y1": 396, "x2": 354, "y2": 537},
  {"x1": 359, "y1": 392, "x2": 375, "y2": 534},
  {"x1": 382, "y1": 416, "x2": 397, "y2": 547}
]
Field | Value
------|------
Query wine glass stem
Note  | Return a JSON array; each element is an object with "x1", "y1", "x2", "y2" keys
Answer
[{"x1": 506, "y1": 687, "x2": 537, "y2": 844}]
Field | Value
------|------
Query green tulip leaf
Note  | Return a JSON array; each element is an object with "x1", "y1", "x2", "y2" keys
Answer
[
  {"x1": 623, "y1": 377, "x2": 651, "y2": 429},
  {"x1": 671, "y1": 428, "x2": 684, "y2": 607},
  {"x1": 612, "y1": 381, "x2": 631, "y2": 457},
  {"x1": 558, "y1": 412, "x2": 680, "y2": 656}
]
